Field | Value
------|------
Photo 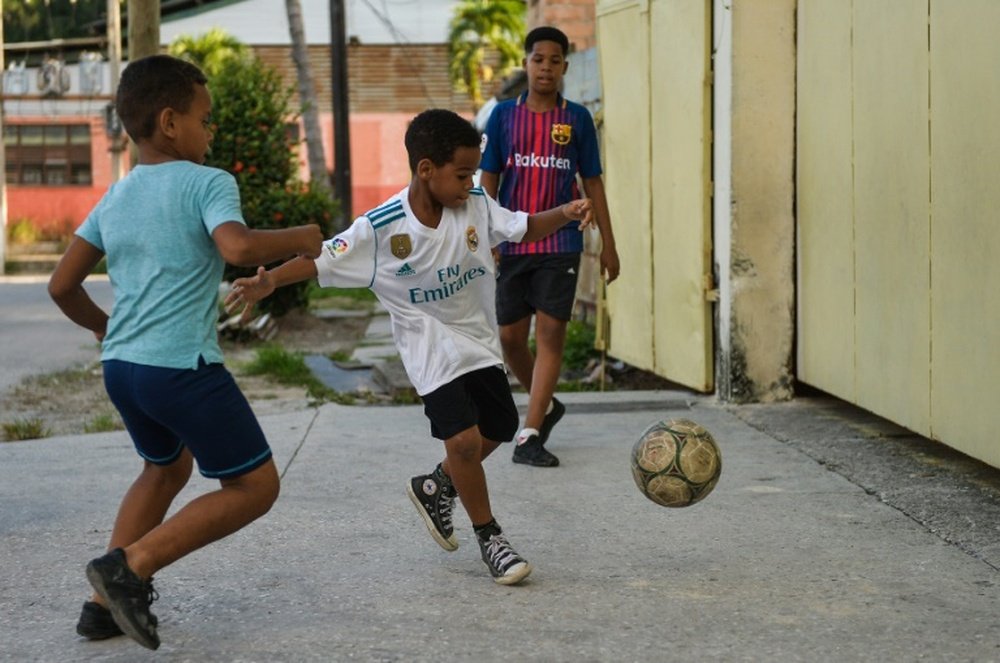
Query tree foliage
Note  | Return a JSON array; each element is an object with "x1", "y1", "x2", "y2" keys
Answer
[
  {"x1": 448, "y1": 0, "x2": 526, "y2": 111},
  {"x1": 168, "y1": 28, "x2": 250, "y2": 77},
  {"x1": 2, "y1": 0, "x2": 109, "y2": 43},
  {"x1": 169, "y1": 34, "x2": 338, "y2": 316}
]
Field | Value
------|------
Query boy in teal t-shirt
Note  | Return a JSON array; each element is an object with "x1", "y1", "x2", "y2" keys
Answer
[{"x1": 48, "y1": 54, "x2": 323, "y2": 650}]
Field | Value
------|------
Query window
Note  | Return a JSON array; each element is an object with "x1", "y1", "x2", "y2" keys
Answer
[{"x1": 4, "y1": 123, "x2": 92, "y2": 186}]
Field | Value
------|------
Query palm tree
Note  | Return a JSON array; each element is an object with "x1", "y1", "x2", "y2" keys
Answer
[
  {"x1": 168, "y1": 29, "x2": 249, "y2": 77},
  {"x1": 284, "y1": 0, "x2": 331, "y2": 193},
  {"x1": 448, "y1": 0, "x2": 526, "y2": 111}
]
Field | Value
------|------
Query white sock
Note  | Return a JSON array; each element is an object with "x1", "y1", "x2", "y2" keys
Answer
[
  {"x1": 545, "y1": 400, "x2": 554, "y2": 415},
  {"x1": 516, "y1": 428, "x2": 540, "y2": 445}
]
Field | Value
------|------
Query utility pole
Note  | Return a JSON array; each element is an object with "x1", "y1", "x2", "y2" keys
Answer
[
  {"x1": 107, "y1": 0, "x2": 124, "y2": 182},
  {"x1": 128, "y1": 0, "x2": 159, "y2": 61},
  {"x1": 127, "y1": 0, "x2": 159, "y2": 167},
  {"x1": 329, "y1": 0, "x2": 351, "y2": 227}
]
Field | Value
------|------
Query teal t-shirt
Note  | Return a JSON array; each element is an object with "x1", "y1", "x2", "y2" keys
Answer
[{"x1": 76, "y1": 161, "x2": 244, "y2": 369}]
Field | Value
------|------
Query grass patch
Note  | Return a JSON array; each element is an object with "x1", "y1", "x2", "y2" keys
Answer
[
  {"x1": 84, "y1": 413, "x2": 123, "y2": 434},
  {"x1": 2, "y1": 418, "x2": 51, "y2": 441},
  {"x1": 242, "y1": 344, "x2": 338, "y2": 402},
  {"x1": 307, "y1": 283, "x2": 377, "y2": 311}
]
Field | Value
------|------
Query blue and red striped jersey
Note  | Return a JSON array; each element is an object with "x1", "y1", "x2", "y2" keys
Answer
[{"x1": 481, "y1": 93, "x2": 602, "y2": 255}]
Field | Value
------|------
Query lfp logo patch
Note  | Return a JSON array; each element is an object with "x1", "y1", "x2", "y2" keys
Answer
[{"x1": 325, "y1": 237, "x2": 349, "y2": 258}]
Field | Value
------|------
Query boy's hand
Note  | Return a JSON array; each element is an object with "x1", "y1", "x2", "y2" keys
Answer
[
  {"x1": 562, "y1": 198, "x2": 594, "y2": 229},
  {"x1": 297, "y1": 224, "x2": 325, "y2": 259},
  {"x1": 224, "y1": 266, "x2": 277, "y2": 324}
]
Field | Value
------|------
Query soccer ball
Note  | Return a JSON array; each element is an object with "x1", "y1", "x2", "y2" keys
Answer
[{"x1": 630, "y1": 418, "x2": 722, "y2": 507}]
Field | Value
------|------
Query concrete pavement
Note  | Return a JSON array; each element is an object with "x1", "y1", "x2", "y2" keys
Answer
[
  {"x1": 2, "y1": 390, "x2": 999, "y2": 662},
  {"x1": 0, "y1": 276, "x2": 111, "y2": 394}
]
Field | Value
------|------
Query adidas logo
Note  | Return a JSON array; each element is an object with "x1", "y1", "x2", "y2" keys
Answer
[
  {"x1": 395, "y1": 262, "x2": 417, "y2": 277},
  {"x1": 567, "y1": 267, "x2": 576, "y2": 275}
]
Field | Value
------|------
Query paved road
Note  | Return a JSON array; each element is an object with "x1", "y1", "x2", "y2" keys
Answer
[
  {"x1": 2, "y1": 393, "x2": 999, "y2": 661},
  {"x1": 0, "y1": 276, "x2": 113, "y2": 395}
]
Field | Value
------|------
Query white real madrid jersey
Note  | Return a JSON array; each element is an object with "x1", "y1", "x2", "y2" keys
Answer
[{"x1": 314, "y1": 186, "x2": 528, "y2": 396}]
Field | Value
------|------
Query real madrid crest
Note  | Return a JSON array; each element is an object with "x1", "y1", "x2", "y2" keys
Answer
[
  {"x1": 551, "y1": 123, "x2": 572, "y2": 146},
  {"x1": 390, "y1": 234, "x2": 412, "y2": 259},
  {"x1": 465, "y1": 226, "x2": 479, "y2": 252}
]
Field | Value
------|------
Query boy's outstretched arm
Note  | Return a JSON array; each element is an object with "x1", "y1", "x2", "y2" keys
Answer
[
  {"x1": 520, "y1": 198, "x2": 593, "y2": 243},
  {"x1": 224, "y1": 256, "x2": 320, "y2": 324},
  {"x1": 212, "y1": 222, "x2": 324, "y2": 267},
  {"x1": 48, "y1": 237, "x2": 110, "y2": 341}
]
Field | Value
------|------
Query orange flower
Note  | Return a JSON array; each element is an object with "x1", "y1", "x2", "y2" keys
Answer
[
  {"x1": 233, "y1": 161, "x2": 244, "y2": 173},
  {"x1": 273, "y1": 212, "x2": 284, "y2": 222}
]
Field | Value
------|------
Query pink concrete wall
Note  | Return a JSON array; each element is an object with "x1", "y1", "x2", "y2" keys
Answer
[{"x1": 10, "y1": 112, "x2": 415, "y2": 231}]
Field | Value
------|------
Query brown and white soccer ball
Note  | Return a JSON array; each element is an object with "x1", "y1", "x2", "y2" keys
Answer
[{"x1": 630, "y1": 418, "x2": 722, "y2": 507}]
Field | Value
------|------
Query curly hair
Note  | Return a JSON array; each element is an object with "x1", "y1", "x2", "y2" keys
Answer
[
  {"x1": 116, "y1": 55, "x2": 208, "y2": 141},
  {"x1": 404, "y1": 109, "x2": 480, "y2": 173},
  {"x1": 525, "y1": 26, "x2": 569, "y2": 56}
]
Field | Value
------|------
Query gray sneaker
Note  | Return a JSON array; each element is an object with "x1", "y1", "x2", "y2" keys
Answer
[
  {"x1": 407, "y1": 471, "x2": 459, "y2": 551},
  {"x1": 477, "y1": 531, "x2": 532, "y2": 585},
  {"x1": 84, "y1": 548, "x2": 159, "y2": 650}
]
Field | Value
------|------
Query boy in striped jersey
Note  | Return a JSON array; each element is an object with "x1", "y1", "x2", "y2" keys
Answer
[
  {"x1": 481, "y1": 26, "x2": 620, "y2": 468},
  {"x1": 225, "y1": 109, "x2": 592, "y2": 585}
]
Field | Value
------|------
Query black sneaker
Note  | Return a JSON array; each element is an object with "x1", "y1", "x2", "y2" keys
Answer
[
  {"x1": 512, "y1": 434, "x2": 560, "y2": 467},
  {"x1": 537, "y1": 397, "x2": 566, "y2": 446},
  {"x1": 477, "y1": 531, "x2": 532, "y2": 585},
  {"x1": 85, "y1": 548, "x2": 160, "y2": 650},
  {"x1": 76, "y1": 600, "x2": 158, "y2": 640},
  {"x1": 407, "y1": 472, "x2": 459, "y2": 551},
  {"x1": 76, "y1": 601, "x2": 122, "y2": 640}
]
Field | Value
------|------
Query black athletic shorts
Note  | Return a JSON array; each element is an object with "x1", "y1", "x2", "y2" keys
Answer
[
  {"x1": 420, "y1": 365, "x2": 518, "y2": 442},
  {"x1": 495, "y1": 253, "x2": 581, "y2": 325}
]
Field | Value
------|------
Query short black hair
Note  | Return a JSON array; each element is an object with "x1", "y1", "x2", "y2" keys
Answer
[
  {"x1": 404, "y1": 109, "x2": 480, "y2": 172},
  {"x1": 525, "y1": 26, "x2": 569, "y2": 56},
  {"x1": 116, "y1": 54, "x2": 208, "y2": 141}
]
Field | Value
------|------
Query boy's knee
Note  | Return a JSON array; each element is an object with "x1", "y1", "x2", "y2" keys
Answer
[
  {"x1": 444, "y1": 428, "x2": 482, "y2": 464},
  {"x1": 225, "y1": 460, "x2": 280, "y2": 516},
  {"x1": 142, "y1": 452, "x2": 193, "y2": 492}
]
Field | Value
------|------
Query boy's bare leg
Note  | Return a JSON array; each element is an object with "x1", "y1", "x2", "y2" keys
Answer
[
  {"x1": 90, "y1": 450, "x2": 194, "y2": 605},
  {"x1": 527, "y1": 311, "x2": 567, "y2": 430},
  {"x1": 500, "y1": 312, "x2": 566, "y2": 433},
  {"x1": 118, "y1": 458, "x2": 280, "y2": 580},
  {"x1": 441, "y1": 426, "x2": 495, "y2": 525}
]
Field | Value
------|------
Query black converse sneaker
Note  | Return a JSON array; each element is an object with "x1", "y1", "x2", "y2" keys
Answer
[
  {"x1": 84, "y1": 548, "x2": 160, "y2": 650},
  {"x1": 512, "y1": 434, "x2": 560, "y2": 467},
  {"x1": 477, "y1": 530, "x2": 532, "y2": 585},
  {"x1": 407, "y1": 469, "x2": 459, "y2": 551},
  {"x1": 537, "y1": 397, "x2": 566, "y2": 446}
]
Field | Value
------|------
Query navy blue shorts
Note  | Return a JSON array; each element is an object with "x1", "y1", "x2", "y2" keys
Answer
[
  {"x1": 102, "y1": 358, "x2": 272, "y2": 479},
  {"x1": 420, "y1": 366, "x2": 519, "y2": 442},
  {"x1": 495, "y1": 253, "x2": 581, "y2": 324}
]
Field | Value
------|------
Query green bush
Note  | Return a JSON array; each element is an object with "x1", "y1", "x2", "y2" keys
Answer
[
  {"x1": 204, "y1": 55, "x2": 337, "y2": 317},
  {"x1": 563, "y1": 320, "x2": 599, "y2": 370}
]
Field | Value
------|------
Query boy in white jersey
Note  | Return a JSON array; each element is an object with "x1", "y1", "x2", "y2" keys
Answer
[{"x1": 226, "y1": 109, "x2": 591, "y2": 584}]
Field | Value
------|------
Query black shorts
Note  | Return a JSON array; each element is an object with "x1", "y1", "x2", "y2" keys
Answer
[
  {"x1": 420, "y1": 365, "x2": 519, "y2": 442},
  {"x1": 495, "y1": 253, "x2": 581, "y2": 325}
]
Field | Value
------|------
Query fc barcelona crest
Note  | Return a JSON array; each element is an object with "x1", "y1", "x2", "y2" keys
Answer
[
  {"x1": 551, "y1": 123, "x2": 572, "y2": 146},
  {"x1": 390, "y1": 234, "x2": 412, "y2": 259},
  {"x1": 465, "y1": 226, "x2": 479, "y2": 252}
]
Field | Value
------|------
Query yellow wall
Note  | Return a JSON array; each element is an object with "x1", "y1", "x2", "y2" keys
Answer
[
  {"x1": 597, "y1": 0, "x2": 713, "y2": 392},
  {"x1": 798, "y1": 0, "x2": 1000, "y2": 467}
]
